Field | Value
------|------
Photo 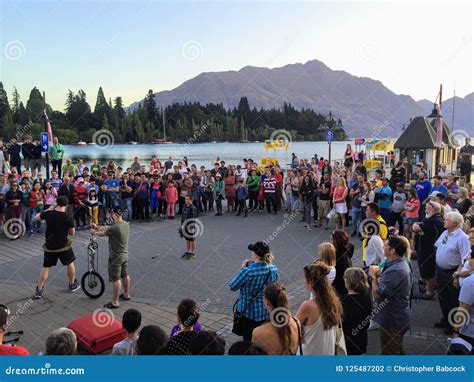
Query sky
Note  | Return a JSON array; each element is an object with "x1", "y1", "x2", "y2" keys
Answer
[{"x1": 1, "y1": 0, "x2": 472, "y2": 111}]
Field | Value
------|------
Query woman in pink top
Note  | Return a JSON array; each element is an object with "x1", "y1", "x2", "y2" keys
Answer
[
  {"x1": 333, "y1": 178, "x2": 348, "y2": 229},
  {"x1": 403, "y1": 188, "x2": 420, "y2": 247},
  {"x1": 43, "y1": 180, "x2": 58, "y2": 209},
  {"x1": 165, "y1": 181, "x2": 178, "y2": 218}
]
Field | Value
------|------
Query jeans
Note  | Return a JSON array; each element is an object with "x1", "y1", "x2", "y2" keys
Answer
[
  {"x1": 351, "y1": 206, "x2": 362, "y2": 233},
  {"x1": 216, "y1": 195, "x2": 223, "y2": 215},
  {"x1": 29, "y1": 207, "x2": 42, "y2": 231},
  {"x1": 121, "y1": 197, "x2": 133, "y2": 222},
  {"x1": 303, "y1": 200, "x2": 312, "y2": 224},
  {"x1": 286, "y1": 192, "x2": 294, "y2": 210},
  {"x1": 248, "y1": 190, "x2": 258, "y2": 210}
]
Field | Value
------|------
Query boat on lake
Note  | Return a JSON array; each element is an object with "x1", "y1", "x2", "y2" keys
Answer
[
  {"x1": 77, "y1": 141, "x2": 87, "y2": 146},
  {"x1": 153, "y1": 139, "x2": 173, "y2": 144}
]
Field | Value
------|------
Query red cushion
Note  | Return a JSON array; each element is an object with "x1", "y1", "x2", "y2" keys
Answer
[{"x1": 67, "y1": 313, "x2": 126, "y2": 354}]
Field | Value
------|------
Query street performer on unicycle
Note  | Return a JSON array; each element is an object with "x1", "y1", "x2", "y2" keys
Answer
[{"x1": 32, "y1": 195, "x2": 81, "y2": 299}]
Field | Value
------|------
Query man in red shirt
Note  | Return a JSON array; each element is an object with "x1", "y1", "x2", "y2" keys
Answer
[{"x1": 0, "y1": 304, "x2": 29, "y2": 355}]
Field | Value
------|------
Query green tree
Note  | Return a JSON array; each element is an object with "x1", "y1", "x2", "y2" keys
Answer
[
  {"x1": 92, "y1": 87, "x2": 111, "y2": 130},
  {"x1": 0, "y1": 82, "x2": 11, "y2": 120},
  {"x1": 11, "y1": 86, "x2": 21, "y2": 124}
]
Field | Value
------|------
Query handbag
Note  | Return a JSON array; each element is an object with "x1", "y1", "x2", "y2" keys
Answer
[
  {"x1": 335, "y1": 322, "x2": 347, "y2": 355},
  {"x1": 327, "y1": 208, "x2": 337, "y2": 220},
  {"x1": 232, "y1": 268, "x2": 272, "y2": 336}
]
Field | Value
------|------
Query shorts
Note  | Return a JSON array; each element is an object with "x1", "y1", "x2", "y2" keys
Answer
[
  {"x1": 108, "y1": 257, "x2": 128, "y2": 282},
  {"x1": 30, "y1": 159, "x2": 41, "y2": 171},
  {"x1": 335, "y1": 203, "x2": 348, "y2": 214},
  {"x1": 43, "y1": 248, "x2": 76, "y2": 268}
]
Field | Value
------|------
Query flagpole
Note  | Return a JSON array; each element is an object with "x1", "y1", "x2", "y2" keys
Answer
[{"x1": 43, "y1": 91, "x2": 50, "y2": 179}]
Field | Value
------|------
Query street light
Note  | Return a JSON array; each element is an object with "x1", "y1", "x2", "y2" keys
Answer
[{"x1": 320, "y1": 111, "x2": 342, "y2": 165}]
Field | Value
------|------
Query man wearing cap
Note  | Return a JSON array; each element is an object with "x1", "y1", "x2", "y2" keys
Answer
[
  {"x1": 91, "y1": 206, "x2": 131, "y2": 309},
  {"x1": 375, "y1": 177, "x2": 392, "y2": 222},
  {"x1": 415, "y1": 171, "x2": 432, "y2": 220},
  {"x1": 0, "y1": 304, "x2": 29, "y2": 355},
  {"x1": 230, "y1": 242, "x2": 278, "y2": 341},
  {"x1": 33, "y1": 195, "x2": 81, "y2": 299},
  {"x1": 105, "y1": 171, "x2": 120, "y2": 208}
]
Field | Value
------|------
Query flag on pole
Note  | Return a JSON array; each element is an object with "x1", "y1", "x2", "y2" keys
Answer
[
  {"x1": 43, "y1": 109, "x2": 53, "y2": 142},
  {"x1": 434, "y1": 104, "x2": 443, "y2": 148}
]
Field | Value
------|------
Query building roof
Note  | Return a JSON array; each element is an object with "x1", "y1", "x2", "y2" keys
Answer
[{"x1": 394, "y1": 116, "x2": 455, "y2": 149}]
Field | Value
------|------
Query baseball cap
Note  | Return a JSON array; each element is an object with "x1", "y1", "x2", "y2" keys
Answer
[
  {"x1": 446, "y1": 337, "x2": 472, "y2": 355},
  {"x1": 248, "y1": 242, "x2": 270, "y2": 257}
]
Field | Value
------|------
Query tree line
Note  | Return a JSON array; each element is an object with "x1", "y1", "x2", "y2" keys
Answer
[{"x1": 0, "y1": 83, "x2": 347, "y2": 144}]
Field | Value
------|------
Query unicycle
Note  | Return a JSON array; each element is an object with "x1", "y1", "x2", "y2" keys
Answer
[{"x1": 81, "y1": 235, "x2": 105, "y2": 299}]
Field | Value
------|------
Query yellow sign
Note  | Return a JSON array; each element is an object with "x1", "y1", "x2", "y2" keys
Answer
[
  {"x1": 363, "y1": 159, "x2": 382, "y2": 171},
  {"x1": 264, "y1": 139, "x2": 289, "y2": 150}
]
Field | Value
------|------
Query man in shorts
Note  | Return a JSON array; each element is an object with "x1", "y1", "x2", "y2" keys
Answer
[
  {"x1": 33, "y1": 196, "x2": 81, "y2": 299},
  {"x1": 91, "y1": 206, "x2": 130, "y2": 309}
]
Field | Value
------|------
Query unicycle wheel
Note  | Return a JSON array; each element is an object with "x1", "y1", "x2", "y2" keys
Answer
[{"x1": 81, "y1": 271, "x2": 105, "y2": 299}]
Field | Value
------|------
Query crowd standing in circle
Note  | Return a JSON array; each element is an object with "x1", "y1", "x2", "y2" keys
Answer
[{"x1": 0, "y1": 137, "x2": 474, "y2": 356}]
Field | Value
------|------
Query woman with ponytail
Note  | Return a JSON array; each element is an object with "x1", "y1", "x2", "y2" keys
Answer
[
  {"x1": 296, "y1": 261, "x2": 343, "y2": 355},
  {"x1": 251, "y1": 283, "x2": 302, "y2": 355}
]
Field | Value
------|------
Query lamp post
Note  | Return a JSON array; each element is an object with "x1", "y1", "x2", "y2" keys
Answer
[{"x1": 320, "y1": 111, "x2": 342, "y2": 166}]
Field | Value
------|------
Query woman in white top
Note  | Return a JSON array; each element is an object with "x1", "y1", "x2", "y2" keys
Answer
[{"x1": 296, "y1": 261, "x2": 343, "y2": 355}]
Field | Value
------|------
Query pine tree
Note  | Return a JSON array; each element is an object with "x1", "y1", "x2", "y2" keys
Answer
[
  {"x1": 92, "y1": 87, "x2": 111, "y2": 130},
  {"x1": 0, "y1": 82, "x2": 11, "y2": 120},
  {"x1": 144, "y1": 89, "x2": 157, "y2": 125},
  {"x1": 26, "y1": 87, "x2": 45, "y2": 123},
  {"x1": 11, "y1": 87, "x2": 20, "y2": 124},
  {"x1": 102, "y1": 114, "x2": 110, "y2": 130},
  {"x1": 114, "y1": 97, "x2": 126, "y2": 119}
]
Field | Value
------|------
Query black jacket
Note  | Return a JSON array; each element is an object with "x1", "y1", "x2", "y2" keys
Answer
[
  {"x1": 58, "y1": 184, "x2": 75, "y2": 205},
  {"x1": 21, "y1": 142, "x2": 35, "y2": 159},
  {"x1": 415, "y1": 213, "x2": 445, "y2": 256}
]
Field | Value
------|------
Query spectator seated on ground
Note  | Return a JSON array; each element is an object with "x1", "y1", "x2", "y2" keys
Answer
[
  {"x1": 45, "y1": 328, "x2": 77, "y2": 355},
  {"x1": 228, "y1": 341, "x2": 267, "y2": 355},
  {"x1": 189, "y1": 331, "x2": 225, "y2": 355},
  {"x1": 112, "y1": 308, "x2": 142, "y2": 355},
  {"x1": 0, "y1": 304, "x2": 29, "y2": 355},
  {"x1": 136, "y1": 325, "x2": 168, "y2": 355}
]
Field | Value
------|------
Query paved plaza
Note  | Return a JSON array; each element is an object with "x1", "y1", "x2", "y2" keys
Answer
[{"x1": 0, "y1": 210, "x2": 449, "y2": 355}]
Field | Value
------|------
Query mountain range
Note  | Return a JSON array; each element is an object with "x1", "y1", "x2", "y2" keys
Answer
[{"x1": 128, "y1": 59, "x2": 473, "y2": 138}]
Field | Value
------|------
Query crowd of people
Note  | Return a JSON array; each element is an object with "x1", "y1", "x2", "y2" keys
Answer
[{"x1": 1, "y1": 137, "x2": 474, "y2": 356}]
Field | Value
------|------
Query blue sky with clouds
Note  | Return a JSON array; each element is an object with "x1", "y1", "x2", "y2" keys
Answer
[{"x1": 1, "y1": 0, "x2": 472, "y2": 110}]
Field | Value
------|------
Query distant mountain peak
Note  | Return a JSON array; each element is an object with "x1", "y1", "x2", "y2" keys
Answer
[{"x1": 128, "y1": 60, "x2": 473, "y2": 137}]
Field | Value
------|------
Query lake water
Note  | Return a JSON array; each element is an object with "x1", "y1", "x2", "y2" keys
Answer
[{"x1": 64, "y1": 141, "x2": 354, "y2": 169}]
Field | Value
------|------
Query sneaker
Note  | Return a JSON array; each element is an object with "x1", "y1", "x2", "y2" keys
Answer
[
  {"x1": 68, "y1": 279, "x2": 81, "y2": 292},
  {"x1": 188, "y1": 253, "x2": 197, "y2": 260},
  {"x1": 34, "y1": 286, "x2": 44, "y2": 299},
  {"x1": 35, "y1": 228, "x2": 41, "y2": 233},
  {"x1": 181, "y1": 252, "x2": 191, "y2": 259},
  {"x1": 28, "y1": 230, "x2": 33, "y2": 237}
]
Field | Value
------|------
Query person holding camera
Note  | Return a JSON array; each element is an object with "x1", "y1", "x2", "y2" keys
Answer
[{"x1": 229, "y1": 242, "x2": 278, "y2": 342}]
